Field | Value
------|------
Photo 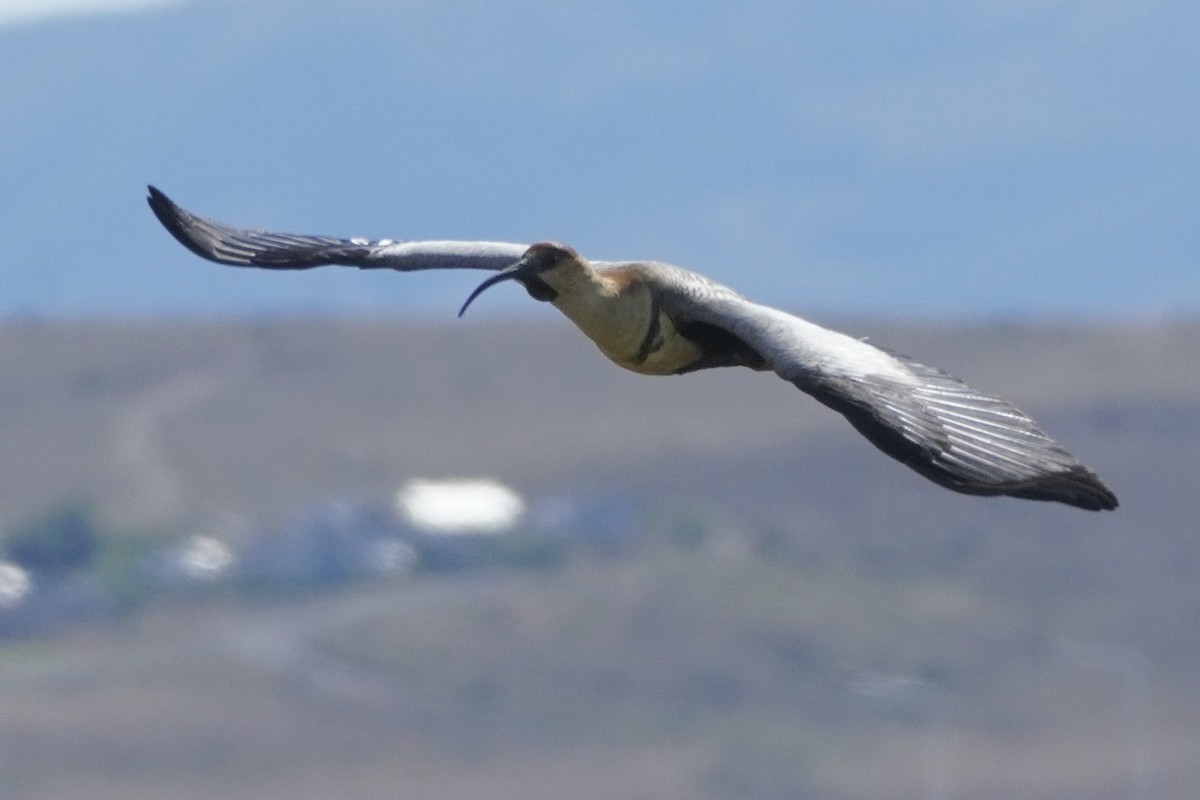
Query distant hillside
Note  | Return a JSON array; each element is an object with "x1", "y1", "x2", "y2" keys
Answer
[
  {"x1": 1, "y1": 317, "x2": 1194, "y2": 535},
  {"x1": 1, "y1": 316, "x2": 1198, "y2": 799}
]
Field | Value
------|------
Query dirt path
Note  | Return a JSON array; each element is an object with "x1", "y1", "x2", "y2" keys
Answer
[{"x1": 109, "y1": 346, "x2": 252, "y2": 527}]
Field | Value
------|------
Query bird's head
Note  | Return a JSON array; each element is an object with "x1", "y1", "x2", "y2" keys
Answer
[{"x1": 458, "y1": 242, "x2": 581, "y2": 316}]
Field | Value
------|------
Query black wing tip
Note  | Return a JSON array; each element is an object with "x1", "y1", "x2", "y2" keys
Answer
[
  {"x1": 145, "y1": 184, "x2": 231, "y2": 264},
  {"x1": 1007, "y1": 467, "x2": 1119, "y2": 511},
  {"x1": 146, "y1": 184, "x2": 182, "y2": 226},
  {"x1": 145, "y1": 184, "x2": 177, "y2": 228},
  {"x1": 922, "y1": 459, "x2": 1118, "y2": 512},
  {"x1": 146, "y1": 185, "x2": 371, "y2": 270}
]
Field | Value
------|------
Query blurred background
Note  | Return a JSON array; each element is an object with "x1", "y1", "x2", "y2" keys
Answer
[{"x1": 0, "y1": 1, "x2": 1197, "y2": 798}]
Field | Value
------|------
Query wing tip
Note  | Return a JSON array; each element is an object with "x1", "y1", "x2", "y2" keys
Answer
[
  {"x1": 1003, "y1": 465, "x2": 1119, "y2": 511},
  {"x1": 146, "y1": 184, "x2": 182, "y2": 228},
  {"x1": 145, "y1": 185, "x2": 367, "y2": 270},
  {"x1": 145, "y1": 184, "x2": 177, "y2": 230},
  {"x1": 146, "y1": 184, "x2": 230, "y2": 263}
]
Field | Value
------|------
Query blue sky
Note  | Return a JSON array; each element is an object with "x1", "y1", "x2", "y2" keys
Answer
[{"x1": 1, "y1": 1, "x2": 1196, "y2": 319}]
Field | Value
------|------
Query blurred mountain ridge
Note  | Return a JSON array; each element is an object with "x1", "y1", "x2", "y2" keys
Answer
[{"x1": 2, "y1": 1, "x2": 1198, "y2": 315}]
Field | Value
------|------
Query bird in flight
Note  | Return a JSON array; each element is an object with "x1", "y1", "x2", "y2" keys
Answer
[{"x1": 146, "y1": 186, "x2": 1117, "y2": 511}]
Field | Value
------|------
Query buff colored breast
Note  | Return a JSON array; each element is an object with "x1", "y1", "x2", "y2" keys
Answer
[{"x1": 549, "y1": 269, "x2": 703, "y2": 375}]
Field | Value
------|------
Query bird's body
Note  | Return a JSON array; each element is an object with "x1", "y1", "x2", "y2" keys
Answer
[
  {"x1": 542, "y1": 262, "x2": 704, "y2": 375},
  {"x1": 146, "y1": 186, "x2": 1118, "y2": 511}
]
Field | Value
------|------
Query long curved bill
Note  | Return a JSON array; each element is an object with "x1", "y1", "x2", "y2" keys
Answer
[{"x1": 457, "y1": 255, "x2": 535, "y2": 317}]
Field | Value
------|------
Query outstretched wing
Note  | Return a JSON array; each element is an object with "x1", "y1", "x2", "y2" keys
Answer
[
  {"x1": 651, "y1": 265, "x2": 1117, "y2": 510},
  {"x1": 147, "y1": 186, "x2": 528, "y2": 272}
]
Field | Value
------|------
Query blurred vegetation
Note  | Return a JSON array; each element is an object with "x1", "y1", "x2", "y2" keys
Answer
[
  {"x1": 92, "y1": 527, "x2": 176, "y2": 614},
  {"x1": 3, "y1": 502, "x2": 100, "y2": 575},
  {"x1": 0, "y1": 474, "x2": 1194, "y2": 798},
  {"x1": 0, "y1": 320, "x2": 1195, "y2": 798}
]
